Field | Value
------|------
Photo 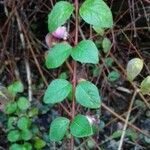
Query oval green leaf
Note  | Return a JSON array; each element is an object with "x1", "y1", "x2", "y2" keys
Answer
[
  {"x1": 79, "y1": 0, "x2": 113, "y2": 28},
  {"x1": 49, "y1": 117, "x2": 70, "y2": 141},
  {"x1": 7, "y1": 130, "x2": 20, "y2": 142},
  {"x1": 17, "y1": 116, "x2": 30, "y2": 130},
  {"x1": 140, "y1": 76, "x2": 150, "y2": 95},
  {"x1": 107, "y1": 71, "x2": 120, "y2": 82},
  {"x1": 70, "y1": 114, "x2": 93, "y2": 137},
  {"x1": 17, "y1": 97, "x2": 30, "y2": 110},
  {"x1": 71, "y1": 40, "x2": 99, "y2": 64},
  {"x1": 45, "y1": 43, "x2": 72, "y2": 69},
  {"x1": 7, "y1": 80, "x2": 24, "y2": 96},
  {"x1": 43, "y1": 79, "x2": 72, "y2": 104},
  {"x1": 20, "y1": 129, "x2": 32, "y2": 141},
  {"x1": 48, "y1": 1, "x2": 74, "y2": 32},
  {"x1": 4, "y1": 101, "x2": 17, "y2": 114},
  {"x1": 34, "y1": 137, "x2": 46, "y2": 149},
  {"x1": 9, "y1": 144, "x2": 23, "y2": 150},
  {"x1": 75, "y1": 80, "x2": 101, "y2": 108},
  {"x1": 102, "y1": 37, "x2": 111, "y2": 53},
  {"x1": 126, "y1": 58, "x2": 143, "y2": 81}
]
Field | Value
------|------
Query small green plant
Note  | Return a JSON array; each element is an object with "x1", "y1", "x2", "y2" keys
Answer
[
  {"x1": 4, "y1": 81, "x2": 46, "y2": 150},
  {"x1": 44, "y1": 0, "x2": 113, "y2": 142}
]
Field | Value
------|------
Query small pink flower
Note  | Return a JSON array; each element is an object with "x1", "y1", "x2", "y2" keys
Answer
[{"x1": 52, "y1": 26, "x2": 68, "y2": 40}]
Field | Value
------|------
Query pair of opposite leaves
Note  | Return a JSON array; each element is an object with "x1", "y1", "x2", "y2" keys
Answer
[{"x1": 48, "y1": 0, "x2": 113, "y2": 33}]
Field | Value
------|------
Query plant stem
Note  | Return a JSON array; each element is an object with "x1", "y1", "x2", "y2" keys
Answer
[{"x1": 71, "y1": 0, "x2": 78, "y2": 149}]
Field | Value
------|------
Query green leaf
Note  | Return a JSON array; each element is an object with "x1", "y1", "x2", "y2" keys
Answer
[
  {"x1": 20, "y1": 129, "x2": 32, "y2": 141},
  {"x1": 93, "y1": 26, "x2": 104, "y2": 36},
  {"x1": 49, "y1": 117, "x2": 70, "y2": 141},
  {"x1": 45, "y1": 43, "x2": 72, "y2": 69},
  {"x1": 28, "y1": 107, "x2": 39, "y2": 117},
  {"x1": 107, "y1": 71, "x2": 120, "y2": 82},
  {"x1": 9, "y1": 144, "x2": 23, "y2": 150},
  {"x1": 58, "y1": 72, "x2": 68, "y2": 79},
  {"x1": 70, "y1": 114, "x2": 93, "y2": 137},
  {"x1": 75, "y1": 80, "x2": 101, "y2": 108},
  {"x1": 7, "y1": 81, "x2": 24, "y2": 96},
  {"x1": 140, "y1": 76, "x2": 150, "y2": 95},
  {"x1": 111, "y1": 130, "x2": 122, "y2": 139},
  {"x1": 126, "y1": 58, "x2": 143, "y2": 81},
  {"x1": 17, "y1": 97, "x2": 30, "y2": 110},
  {"x1": 17, "y1": 116, "x2": 30, "y2": 130},
  {"x1": 48, "y1": 1, "x2": 74, "y2": 32},
  {"x1": 71, "y1": 40, "x2": 99, "y2": 64},
  {"x1": 4, "y1": 102, "x2": 17, "y2": 114},
  {"x1": 7, "y1": 130, "x2": 20, "y2": 142},
  {"x1": 79, "y1": 0, "x2": 113, "y2": 28},
  {"x1": 102, "y1": 38, "x2": 111, "y2": 53},
  {"x1": 23, "y1": 142, "x2": 32, "y2": 150},
  {"x1": 43, "y1": 79, "x2": 72, "y2": 104},
  {"x1": 7, "y1": 117, "x2": 17, "y2": 130},
  {"x1": 34, "y1": 137, "x2": 46, "y2": 149},
  {"x1": 104, "y1": 57, "x2": 113, "y2": 67}
]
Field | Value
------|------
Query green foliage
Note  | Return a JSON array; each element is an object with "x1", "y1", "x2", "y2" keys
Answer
[
  {"x1": 49, "y1": 117, "x2": 70, "y2": 141},
  {"x1": 7, "y1": 116, "x2": 17, "y2": 130},
  {"x1": 70, "y1": 114, "x2": 93, "y2": 137},
  {"x1": 140, "y1": 75, "x2": 150, "y2": 95},
  {"x1": 126, "y1": 58, "x2": 143, "y2": 81},
  {"x1": 45, "y1": 43, "x2": 72, "y2": 69},
  {"x1": 43, "y1": 79, "x2": 72, "y2": 104},
  {"x1": 79, "y1": 0, "x2": 113, "y2": 28},
  {"x1": 34, "y1": 137, "x2": 46, "y2": 149},
  {"x1": 71, "y1": 40, "x2": 99, "y2": 64},
  {"x1": 102, "y1": 37, "x2": 111, "y2": 53},
  {"x1": 104, "y1": 57, "x2": 113, "y2": 67},
  {"x1": 9, "y1": 144, "x2": 23, "y2": 150},
  {"x1": 4, "y1": 101, "x2": 17, "y2": 114},
  {"x1": 7, "y1": 130, "x2": 20, "y2": 142},
  {"x1": 17, "y1": 97, "x2": 30, "y2": 111},
  {"x1": 48, "y1": 1, "x2": 74, "y2": 32},
  {"x1": 17, "y1": 116, "x2": 30, "y2": 130},
  {"x1": 107, "y1": 71, "x2": 120, "y2": 82},
  {"x1": 20, "y1": 129, "x2": 32, "y2": 141},
  {"x1": 75, "y1": 80, "x2": 101, "y2": 108},
  {"x1": 7, "y1": 81, "x2": 24, "y2": 96}
]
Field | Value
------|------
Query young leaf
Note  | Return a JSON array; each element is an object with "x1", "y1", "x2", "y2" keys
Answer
[
  {"x1": 17, "y1": 97, "x2": 30, "y2": 110},
  {"x1": 79, "y1": 0, "x2": 113, "y2": 28},
  {"x1": 70, "y1": 114, "x2": 93, "y2": 137},
  {"x1": 49, "y1": 117, "x2": 70, "y2": 141},
  {"x1": 71, "y1": 40, "x2": 99, "y2": 64},
  {"x1": 9, "y1": 144, "x2": 22, "y2": 150},
  {"x1": 34, "y1": 137, "x2": 46, "y2": 149},
  {"x1": 126, "y1": 58, "x2": 143, "y2": 81},
  {"x1": 43, "y1": 79, "x2": 72, "y2": 104},
  {"x1": 20, "y1": 129, "x2": 32, "y2": 141},
  {"x1": 4, "y1": 102, "x2": 17, "y2": 114},
  {"x1": 23, "y1": 142, "x2": 32, "y2": 150},
  {"x1": 102, "y1": 37, "x2": 111, "y2": 53},
  {"x1": 75, "y1": 80, "x2": 101, "y2": 108},
  {"x1": 7, "y1": 81, "x2": 24, "y2": 96},
  {"x1": 17, "y1": 116, "x2": 30, "y2": 130},
  {"x1": 140, "y1": 76, "x2": 150, "y2": 95},
  {"x1": 7, "y1": 130, "x2": 20, "y2": 142},
  {"x1": 107, "y1": 71, "x2": 120, "y2": 82},
  {"x1": 45, "y1": 43, "x2": 72, "y2": 69},
  {"x1": 48, "y1": 1, "x2": 74, "y2": 32}
]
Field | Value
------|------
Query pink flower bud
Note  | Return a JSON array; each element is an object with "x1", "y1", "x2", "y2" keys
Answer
[{"x1": 52, "y1": 26, "x2": 68, "y2": 40}]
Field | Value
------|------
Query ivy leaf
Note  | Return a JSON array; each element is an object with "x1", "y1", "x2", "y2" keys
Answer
[
  {"x1": 43, "y1": 79, "x2": 72, "y2": 104},
  {"x1": 126, "y1": 58, "x2": 143, "y2": 81},
  {"x1": 140, "y1": 76, "x2": 150, "y2": 95},
  {"x1": 70, "y1": 114, "x2": 93, "y2": 137},
  {"x1": 71, "y1": 40, "x2": 99, "y2": 64},
  {"x1": 75, "y1": 80, "x2": 101, "y2": 108},
  {"x1": 49, "y1": 117, "x2": 70, "y2": 141},
  {"x1": 102, "y1": 37, "x2": 111, "y2": 53},
  {"x1": 79, "y1": 0, "x2": 113, "y2": 28},
  {"x1": 45, "y1": 43, "x2": 72, "y2": 69},
  {"x1": 48, "y1": 1, "x2": 74, "y2": 32}
]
